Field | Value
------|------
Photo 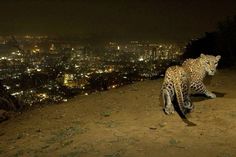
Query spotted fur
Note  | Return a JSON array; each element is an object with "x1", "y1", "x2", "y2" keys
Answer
[
  {"x1": 161, "y1": 66, "x2": 193, "y2": 115},
  {"x1": 161, "y1": 54, "x2": 221, "y2": 115},
  {"x1": 182, "y1": 54, "x2": 221, "y2": 98}
]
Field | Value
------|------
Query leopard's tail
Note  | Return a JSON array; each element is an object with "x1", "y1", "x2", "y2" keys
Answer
[
  {"x1": 172, "y1": 78, "x2": 186, "y2": 116},
  {"x1": 173, "y1": 78, "x2": 196, "y2": 126}
]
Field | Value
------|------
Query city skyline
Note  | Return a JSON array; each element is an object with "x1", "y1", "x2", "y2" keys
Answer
[
  {"x1": 0, "y1": 36, "x2": 181, "y2": 106},
  {"x1": 0, "y1": 0, "x2": 236, "y2": 42}
]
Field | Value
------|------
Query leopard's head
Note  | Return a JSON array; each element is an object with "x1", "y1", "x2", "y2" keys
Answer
[{"x1": 200, "y1": 53, "x2": 221, "y2": 76}]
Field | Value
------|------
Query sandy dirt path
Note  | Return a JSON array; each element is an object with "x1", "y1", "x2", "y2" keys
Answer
[{"x1": 0, "y1": 69, "x2": 236, "y2": 157}]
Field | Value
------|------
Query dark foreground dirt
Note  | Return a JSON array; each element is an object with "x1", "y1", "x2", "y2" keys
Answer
[{"x1": 0, "y1": 69, "x2": 236, "y2": 157}]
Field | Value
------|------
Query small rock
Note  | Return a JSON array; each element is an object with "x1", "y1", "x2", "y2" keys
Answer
[
  {"x1": 16, "y1": 133, "x2": 23, "y2": 140},
  {"x1": 101, "y1": 111, "x2": 111, "y2": 117},
  {"x1": 149, "y1": 126, "x2": 157, "y2": 130},
  {"x1": 169, "y1": 138, "x2": 179, "y2": 145},
  {"x1": 159, "y1": 122, "x2": 167, "y2": 128}
]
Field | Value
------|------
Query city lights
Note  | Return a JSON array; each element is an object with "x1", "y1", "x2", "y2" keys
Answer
[{"x1": 0, "y1": 35, "x2": 183, "y2": 106}]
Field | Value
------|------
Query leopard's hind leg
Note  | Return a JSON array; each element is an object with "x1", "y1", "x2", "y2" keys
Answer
[
  {"x1": 182, "y1": 84, "x2": 194, "y2": 114},
  {"x1": 162, "y1": 89, "x2": 175, "y2": 114},
  {"x1": 183, "y1": 96, "x2": 194, "y2": 114}
]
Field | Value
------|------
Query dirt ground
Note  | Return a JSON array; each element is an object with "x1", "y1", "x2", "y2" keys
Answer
[{"x1": 0, "y1": 69, "x2": 236, "y2": 157}]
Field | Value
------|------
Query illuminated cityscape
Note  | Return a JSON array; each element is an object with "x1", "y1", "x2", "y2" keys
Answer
[
  {"x1": 0, "y1": 35, "x2": 183, "y2": 107},
  {"x1": 1, "y1": 0, "x2": 236, "y2": 156}
]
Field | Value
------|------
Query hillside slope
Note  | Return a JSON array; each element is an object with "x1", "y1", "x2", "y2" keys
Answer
[{"x1": 0, "y1": 69, "x2": 236, "y2": 157}]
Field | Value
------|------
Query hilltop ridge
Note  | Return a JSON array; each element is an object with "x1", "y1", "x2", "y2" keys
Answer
[{"x1": 0, "y1": 69, "x2": 236, "y2": 157}]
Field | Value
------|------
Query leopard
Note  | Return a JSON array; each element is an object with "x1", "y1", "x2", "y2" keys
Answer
[
  {"x1": 161, "y1": 54, "x2": 221, "y2": 116},
  {"x1": 161, "y1": 65, "x2": 193, "y2": 115},
  {"x1": 182, "y1": 54, "x2": 221, "y2": 98}
]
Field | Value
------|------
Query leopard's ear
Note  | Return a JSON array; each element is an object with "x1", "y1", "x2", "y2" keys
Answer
[
  {"x1": 200, "y1": 53, "x2": 205, "y2": 58},
  {"x1": 216, "y1": 55, "x2": 221, "y2": 61}
]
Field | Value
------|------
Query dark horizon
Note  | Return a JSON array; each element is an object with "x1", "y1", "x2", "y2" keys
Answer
[{"x1": 1, "y1": 0, "x2": 236, "y2": 42}]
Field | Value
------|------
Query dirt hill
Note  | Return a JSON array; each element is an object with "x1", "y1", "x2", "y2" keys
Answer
[{"x1": 0, "y1": 69, "x2": 236, "y2": 157}]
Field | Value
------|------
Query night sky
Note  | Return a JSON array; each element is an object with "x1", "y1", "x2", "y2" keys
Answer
[{"x1": 1, "y1": 0, "x2": 236, "y2": 41}]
